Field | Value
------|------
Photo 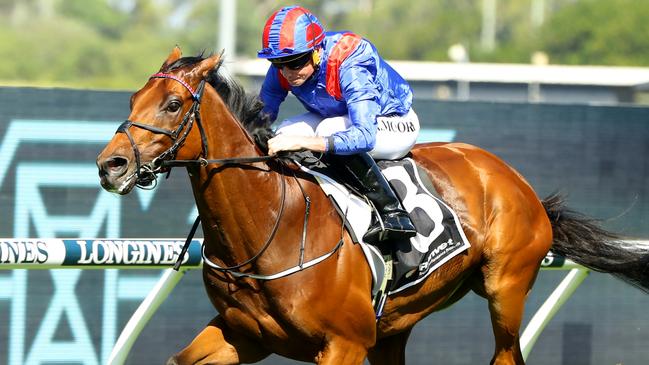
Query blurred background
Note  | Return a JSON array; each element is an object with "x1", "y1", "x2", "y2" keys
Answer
[
  {"x1": 1, "y1": 1, "x2": 649, "y2": 364},
  {"x1": 1, "y1": 0, "x2": 649, "y2": 100}
]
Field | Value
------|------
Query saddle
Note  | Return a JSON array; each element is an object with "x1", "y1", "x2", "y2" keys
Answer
[{"x1": 287, "y1": 152, "x2": 471, "y2": 316}]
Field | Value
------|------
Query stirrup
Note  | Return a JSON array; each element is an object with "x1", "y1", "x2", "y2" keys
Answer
[{"x1": 363, "y1": 216, "x2": 417, "y2": 244}]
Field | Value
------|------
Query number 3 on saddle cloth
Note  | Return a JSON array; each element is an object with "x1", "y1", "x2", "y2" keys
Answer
[{"x1": 291, "y1": 154, "x2": 471, "y2": 306}]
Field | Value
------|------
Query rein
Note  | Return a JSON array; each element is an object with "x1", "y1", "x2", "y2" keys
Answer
[
  {"x1": 161, "y1": 156, "x2": 273, "y2": 168},
  {"x1": 118, "y1": 71, "x2": 344, "y2": 280}
]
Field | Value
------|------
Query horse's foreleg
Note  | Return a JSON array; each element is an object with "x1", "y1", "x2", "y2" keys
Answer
[
  {"x1": 366, "y1": 329, "x2": 412, "y2": 365},
  {"x1": 315, "y1": 337, "x2": 368, "y2": 365},
  {"x1": 166, "y1": 316, "x2": 269, "y2": 365}
]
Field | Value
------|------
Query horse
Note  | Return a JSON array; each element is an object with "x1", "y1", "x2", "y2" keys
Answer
[{"x1": 97, "y1": 47, "x2": 649, "y2": 365}]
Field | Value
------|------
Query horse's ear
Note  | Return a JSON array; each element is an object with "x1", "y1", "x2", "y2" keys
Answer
[
  {"x1": 160, "y1": 46, "x2": 182, "y2": 70},
  {"x1": 195, "y1": 50, "x2": 224, "y2": 78}
]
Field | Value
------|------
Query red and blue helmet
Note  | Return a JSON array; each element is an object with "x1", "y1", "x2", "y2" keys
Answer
[{"x1": 258, "y1": 6, "x2": 325, "y2": 60}]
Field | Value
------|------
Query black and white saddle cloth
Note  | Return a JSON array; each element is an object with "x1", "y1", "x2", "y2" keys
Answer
[{"x1": 293, "y1": 155, "x2": 471, "y2": 297}]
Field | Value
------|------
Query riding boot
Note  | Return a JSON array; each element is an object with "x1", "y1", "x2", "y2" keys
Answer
[{"x1": 331, "y1": 153, "x2": 417, "y2": 244}]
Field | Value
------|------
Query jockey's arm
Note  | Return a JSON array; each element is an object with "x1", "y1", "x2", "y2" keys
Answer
[
  {"x1": 267, "y1": 82, "x2": 381, "y2": 156},
  {"x1": 259, "y1": 67, "x2": 288, "y2": 122}
]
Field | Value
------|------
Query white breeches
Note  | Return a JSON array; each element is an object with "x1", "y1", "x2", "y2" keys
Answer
[{"x1": 274, "y1": 109, "x2": 420, "y2": 160}]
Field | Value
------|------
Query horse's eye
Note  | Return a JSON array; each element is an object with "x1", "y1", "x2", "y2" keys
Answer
[{"x1": 166, "y1": 100, "x2": 182, "y2": 113}]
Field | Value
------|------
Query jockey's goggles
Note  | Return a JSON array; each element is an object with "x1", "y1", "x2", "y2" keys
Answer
[{"x1": 270, "y1": 52, "x2": 312, "y2": 70}]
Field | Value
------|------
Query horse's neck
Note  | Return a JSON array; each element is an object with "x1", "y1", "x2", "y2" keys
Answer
[
  {"x1": 199, "y1": 88, "x2": 261, "y2": 161},
  {"x1": 189, "y1": 90, "x2": 282, "y2": 263}
]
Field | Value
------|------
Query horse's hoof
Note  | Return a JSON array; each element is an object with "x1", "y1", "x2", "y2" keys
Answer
[{"x1": 165, "y1": 355, "x2": 179, "y2": 365}]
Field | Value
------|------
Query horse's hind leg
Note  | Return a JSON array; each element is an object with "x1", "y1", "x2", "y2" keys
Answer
[
  {"x1": 486, "y1": 283, "x2": 528, "y2": 365},
  {"x1": 367, "y1": 329, "x2": 412, "y2": 365},
  {"x1": 166, "y1": 316, "x2": 269, "y2": 365},
  {"x1": 484, "y1": 241, "x2": 548, "y2": 365}
]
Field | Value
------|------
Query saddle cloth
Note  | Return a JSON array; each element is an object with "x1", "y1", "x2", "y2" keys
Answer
[{"x1": 293, "y1": 156, "x2": 471, "y2": 297}]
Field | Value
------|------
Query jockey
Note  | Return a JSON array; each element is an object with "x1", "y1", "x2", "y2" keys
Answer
[{"x1": 258, "y1": 5, "x2": 420, "y2": 245}]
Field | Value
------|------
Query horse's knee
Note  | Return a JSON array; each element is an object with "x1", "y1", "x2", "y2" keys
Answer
[
  {"x1": 170, "y1": 316, "x2": 269, "y2": 365},
  {"x1": 169, "y1": 347, "x2": 240, "y2": 365},
  {"x1": 367, "y1": 330, "x2": 412, "y2": 365},
  {"x1": 165, "y1": 355, "x2": 180, "y2": 365}
]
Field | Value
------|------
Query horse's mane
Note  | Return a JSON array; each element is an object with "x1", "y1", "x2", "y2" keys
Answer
[{"x1": 162, "y1": 53, "x2": 274, "y2": 151}]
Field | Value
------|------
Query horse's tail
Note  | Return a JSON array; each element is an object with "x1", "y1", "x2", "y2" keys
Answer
[{"x1": 543, "y1": 193, "x2": 649, "y2": 293}]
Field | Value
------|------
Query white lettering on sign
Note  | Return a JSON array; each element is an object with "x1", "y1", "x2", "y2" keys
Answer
[
  {"x1": 75, "y1": 240, "x2": 185, "y2": 265},
  {"x1": 0, "y1": 240, "x2": 48, "y2": 264}
]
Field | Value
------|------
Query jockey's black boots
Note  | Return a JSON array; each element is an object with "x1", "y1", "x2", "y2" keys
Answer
[{"x1": 333, "y1": 153, "x2": 417, "y2": 244}]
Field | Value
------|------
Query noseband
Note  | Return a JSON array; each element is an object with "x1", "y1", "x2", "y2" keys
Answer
[{"x1": 115, "y1": 72, "x2": 209, "y2": 188}]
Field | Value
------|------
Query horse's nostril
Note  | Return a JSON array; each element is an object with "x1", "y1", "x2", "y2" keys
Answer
[{"x1": 103, "y1": 156, "x2": 129, "y2": 176}]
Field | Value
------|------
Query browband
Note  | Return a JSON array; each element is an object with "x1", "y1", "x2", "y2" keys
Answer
[{"x1": 150, "y1": 72, "x2": 199, "y2": 100}]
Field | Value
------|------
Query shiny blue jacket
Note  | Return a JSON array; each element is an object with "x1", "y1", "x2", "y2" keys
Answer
[{"x1": 259, "y1": 31, "x2": 413, "y2": 154}]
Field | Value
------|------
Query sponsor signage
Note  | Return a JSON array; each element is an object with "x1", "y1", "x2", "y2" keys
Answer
[{"x1": 0, "y1": 239, "x2": 203, "y2": 268}]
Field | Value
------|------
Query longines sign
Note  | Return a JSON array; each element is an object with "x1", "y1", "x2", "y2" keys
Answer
[{"x1": 0, "y1": 239, "x2": 202, "y2": 267}]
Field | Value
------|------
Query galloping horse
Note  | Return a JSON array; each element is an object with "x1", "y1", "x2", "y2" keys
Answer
[{"x1": 97, "y1": 48, "x2": 649, "y2": 365}]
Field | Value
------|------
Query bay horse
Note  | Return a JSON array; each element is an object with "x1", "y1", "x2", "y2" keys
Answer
[{"x1": 97, "y1": 48, "x2": 649, "y2": 365}]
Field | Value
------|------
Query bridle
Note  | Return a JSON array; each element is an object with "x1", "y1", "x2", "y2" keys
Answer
[
  {"x1": 115, "y1": 72, "x2": 211, "y2": 189},
  {"x1": 116, "y1": 72, "x2": 275, "y2": 189},
  {"x1": 113, "y1": 71, "x2": 343, "y2": 279}
]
